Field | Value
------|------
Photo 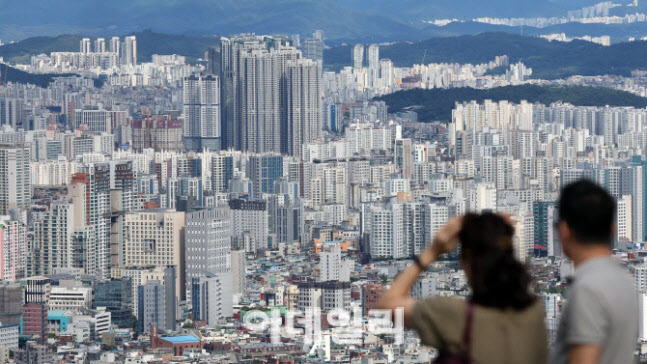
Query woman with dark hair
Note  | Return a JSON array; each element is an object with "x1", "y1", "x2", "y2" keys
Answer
[{"x1": 377, "y1": 212, "x2": 548, "y2": 363}]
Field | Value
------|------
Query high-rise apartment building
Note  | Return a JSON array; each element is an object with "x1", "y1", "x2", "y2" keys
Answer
[
  {"x1": 230, "y1": 249, "x2": 246, "y2": 300},
  {"x1": 284, "y1": 58, "x2": 322, "y2": 157},
  {"x1": 137, "y1": 280, "x2": 165, "y2": 333},
  {"x1": 0, "y1": 98, "x2": 23, "y2": 129},
  {"x1": 394, "y1": 139, "x2": 414, "y2": 179},
  {"x1": 469, "y1": 182, "x2": 497, "y2": 213},
  {"x1": 191, "y1": 272, "x2": 233, "y2": 327},
  {"x1": 32, "y1": 200, "x2": 90, "y2": 276},
  {"x1": 220, "y1": 35, "x2": 320, "y2": 157},
  {"x1": 0, "y1": 216, "x2": 26, "y2": 281},
  {"x1": 363, "y1": 200, "x2": 448, "y2": 259},
  {"x1": 183, "y1": 74, "x2": 221, "y2": 151},
  {"x1": 122, "y1": 36, "x2": 137, "y2": 66},
  {"x1": 110, "y1": 266, "x2": 165, "y2": 319},
  {"x1": 0, "y1": 282, "x2": 22, "y2": 325},
  {"x1": 71, "y1": 164, "x2": 111, "y2": 278},
  {"x1": 121, "y1": 210, "x2": 185, "y2": 299},
  {"x1": 229, "y1": 199, "x2": 268, "y2": 253},
  {"x1": 110, "y1": 36, "x2": 120, "y2": 56},
  {"x1": 163, "y1": 266, "x2": 177, "y2": 332},
  {"x1": 73, "y1": 109, "x2": 127, "y2": 134},
  {"x1": 132, "y1": 117, "x2": 183, "y2": 152},
  {"x1": 94, "y1": 278, "x2": 132, "y2": 328},
  {"x1": 352, "y1": 44, "x2": 364, "y2": 69},
  {"x1": 319, "y1": 246, "x2": 351, "y2": 282},
  {"x1": 94, "y1": 38, "x2": 106, "y2": 53},
  {"x1": 80, "y1": 38, "x2": 91, "y2": 54},
  {"x1": 0, "y1": 145, "x2": 30, "y2": 215},
  {"x1": 303, "y1": 30, "x2": 324, "y2": 62},
  {"x1": 367, "y1": 44, "x2": 379, "y2": 70},
  {"x1": 185, "y1": 207, "x2": 232, "y2": 299},
  {"x1": 248, "y1": 154, "x2": 284, "y2": 198}
]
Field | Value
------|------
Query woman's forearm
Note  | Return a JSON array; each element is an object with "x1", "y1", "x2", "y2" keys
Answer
[{"x1": 377, "y1": 249, "x2": 438, "y2": 306}]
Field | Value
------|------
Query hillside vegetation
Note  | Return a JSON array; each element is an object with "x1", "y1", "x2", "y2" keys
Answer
[
  {"x1": 374, "y1": 85, "x2": 647, "y2": 122},
  {"x1": 325, "y1": 32, "x2": 647, "y2": 79}
]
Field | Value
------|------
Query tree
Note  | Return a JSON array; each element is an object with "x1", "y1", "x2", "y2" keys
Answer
[
  {"x1": 379, "y1": 274, "x2": 389, "y2": 284},
  {"x1": 132, "y1": 315, "x2": 139, "y2": 339}
]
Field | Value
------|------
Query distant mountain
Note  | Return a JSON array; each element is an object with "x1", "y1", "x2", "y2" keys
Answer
[
  {"x1": 375, "y1": 85, "x2": 647, "y2": 122},
  {"x1": 7, "y1": 31, "x2": 647, "y2": 81},
  {"x1": 0, "y1": 30, "x2": 220, "y2": 64},
  {"x1": 331, "y1": 0, "x2": 571, "y2": 20},
  {"x1": 0, "y1": 0, "x2": 422, "y2": 42},
  {"x1": 0, "y1": 63, "x2": 83, "y2": 88},
  {"x1": 0, "y1": 0, "x2": 607, "y2": 43},
  {"x1": 325, "y1": 32, "x2": 647, "y2": 79}
]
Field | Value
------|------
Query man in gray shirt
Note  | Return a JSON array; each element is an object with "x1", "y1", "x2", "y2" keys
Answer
[{"x1": 551, "y1": 180, "x2": 638, "y2": 364}]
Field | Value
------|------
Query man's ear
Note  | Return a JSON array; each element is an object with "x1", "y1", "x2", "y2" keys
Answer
[{"x1": 558, "y1": 221, "x2": 571, "y2": 242}]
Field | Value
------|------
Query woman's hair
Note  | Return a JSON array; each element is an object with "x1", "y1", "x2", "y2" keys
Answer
[{"x1": 459, "y1": 212, "x2": 536, "y2": 310}]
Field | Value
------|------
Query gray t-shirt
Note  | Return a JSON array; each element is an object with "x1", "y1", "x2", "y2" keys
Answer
[{"x1": 551, "y1": 256, "x2": 638, "y2": 364}]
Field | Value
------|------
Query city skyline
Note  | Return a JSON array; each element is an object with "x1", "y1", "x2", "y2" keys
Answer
[{"x1": 0, "y1": 1, "x2": 647, "y2": 362}]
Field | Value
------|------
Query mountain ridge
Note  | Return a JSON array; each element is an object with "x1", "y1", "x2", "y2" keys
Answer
[
  {"x1": 375, "y1": 85, "x2": 647, "y2": 122},
  {"x1": 0, "y1": 0, "x2": 615, "y2": 42}
]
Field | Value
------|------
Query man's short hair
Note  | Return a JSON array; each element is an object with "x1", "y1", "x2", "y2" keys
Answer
[{"x1": 558, "y1": 179, "x2": 616, "y2": 245}]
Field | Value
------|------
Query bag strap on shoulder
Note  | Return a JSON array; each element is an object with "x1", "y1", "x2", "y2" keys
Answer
[{"x1": 461, "y1": 300, "x2": 475, "y2": 362}]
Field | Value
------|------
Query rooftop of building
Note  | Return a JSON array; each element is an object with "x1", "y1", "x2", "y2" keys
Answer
[
  {"x1": 160, "y1": 335, "x2": 201, "y2": 344},
  {"x1": 47, "y1": 310, "x2": 73, "y2": 319}
]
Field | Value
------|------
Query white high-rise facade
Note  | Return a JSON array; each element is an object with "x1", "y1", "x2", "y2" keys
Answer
[
  {"x1": 185, "y1": 207, "x2": 232, "y2": 299},
  {"x1": 367, "y1": 44, "x2": 379, "y2": 70},
  {"x1": 229, "y1": 199, "x2": 268, "y2": 253},
  {"x1": 617, "y1": 195, "x2": 632, "y2": 243},
  {"x1": 110, "y1": 36, "x2": 120, "y2": 56},
  {"x1": 0, "y1": 146, "x2": 30, "y2": 215},
  {"x1": 122, "y1": 210, "x2": 185, "y2": 300},
  {"x1": 470, "y1": 182, "x2": 497, "y2": 213},
  {"x1": 319, "y1": 246, "x2": 342, "y2": 282},
  {"x1": 353, "y1": 44, "x2": 364, "y2": 69},
  {"x1": 220, "y1": 35, "x2": 321, "y2": 157},
  {"x1": 230, "y1": 249, "x2": 247, "y2": 300},
  {"x1": 303, "y1": 30, "x2": 324, "y2": 62},
  {"x1": 72, "y1": 163, "x2": 111, "y2": 278},
  {"x1": 94, "y1": 38, "x2": 106, "y2": 53},
  {"x1": 238, "y1": 45, "x2": 299, "y2": 153},
  {"x1": 285, "y1": 58, "x2": 322, "y2": 157},
  {"x1": 0, "y1": 217, "x2": 27, "y2": 281},
  {"x1": 365, "y1": 201, "x2": 448, "y2": 259},
  {"x1": 640, "y1": 293, "x2": 647, "y2": 341},
  {"x1": 183, "y1": 74, "x2": 221, "y2": 151},
  {"x1": 80, "y1": 38, "x2": 91, "y2": 54},
  {"x1": 32, "y1": 200, "x2": 89, "y2": 276},
  {"x1": 192, "y1": 273, "x2": 233, "y2": 327},
  {"x1": 122, "y1": 36, "x2": 137, "y2": 66}
]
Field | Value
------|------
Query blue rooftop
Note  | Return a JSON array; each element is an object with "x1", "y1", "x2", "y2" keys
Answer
[
  {"x1": 160, "y1": 335, "x2": 200, "y2": 344},
  {"x1": 48, "y1": 310, "x2": 71, "y2": 318}
]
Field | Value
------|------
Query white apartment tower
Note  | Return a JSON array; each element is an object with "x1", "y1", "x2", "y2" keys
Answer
[
  {"x1": 284, "y1": 58, "x2": 322, "y2": 157},
  {"x1": 110, "y1": 36, "x2": 120, "y2": 56},
  {"x1": 367, "y1": 44, "x2": 379, "y2": 70},
  {"x1": 183, "y1": 74, "x2": 221, "y2": 152},
  {"x1": 220, "y1": 35, "x2": 320, "y2": 156},
  {"x1": 0, "y1": 217, "x2": 27, "y2": 281},
  {"x1": 121, "y1": 210, "x2": 185, "y2": 299},
  {"x1": 0, "y1": 145, "x2": 30, "y2": 215},
  {"x1": 94, "y1": 38, "x2": 106, "y2": 53},
  {"x1": 185, "y1": 207, "x2": 232, "y2": 299},
  {"x1": 192, "y1": 273, "x2": 233, "y2": 327},
  {"x1": 122, "y1": 36, "x2": 137, "y2": 66},
  {"x1": 80, "y1": 38, "x2": 91, "y2": 54},
  {"x1": 230, "y1": 250, "x2": 246, "y2": 300},
  {"x1": 352, "y1": 44, "x2": 364, "y2": 69}
]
